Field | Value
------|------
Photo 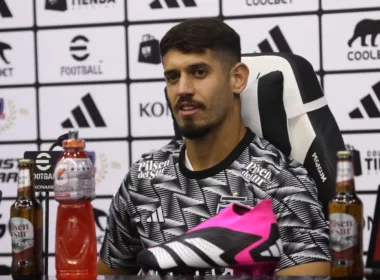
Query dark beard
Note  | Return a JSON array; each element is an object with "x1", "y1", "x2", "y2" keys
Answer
[{"x1": 179, "y1": 122, "x2": 213, "y2": 140}]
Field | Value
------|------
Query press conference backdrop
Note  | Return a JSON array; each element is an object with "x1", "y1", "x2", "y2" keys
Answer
[{"x1": 0, "y1": 0, "x2": 380, "y2": 276}]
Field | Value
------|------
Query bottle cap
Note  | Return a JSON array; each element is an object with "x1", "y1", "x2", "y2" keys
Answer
[
  {"x1": 18, "y1": 159, "x2": 33, "y2": 168},
  {"x1": 68, "y1": 129, "x2": 79, "y2": 139},
  {"x1": 62, "y1": 129, "x2": 85, "y2": 149},
  {"x1": 337, "y1": 150, "x2": 353, "y2": 158}
]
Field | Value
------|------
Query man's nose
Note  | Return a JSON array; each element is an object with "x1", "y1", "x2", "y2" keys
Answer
[{"x1": 177, "y1": 76, "x2": 195, "y2": 97}]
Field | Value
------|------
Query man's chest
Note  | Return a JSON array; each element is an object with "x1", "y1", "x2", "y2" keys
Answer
[
  {"x1": 130, "y1": 159, "x2": 278, "y2": 243},
  {"x1": 133, "y1": 175, "x2": 257, "y2": 231}
]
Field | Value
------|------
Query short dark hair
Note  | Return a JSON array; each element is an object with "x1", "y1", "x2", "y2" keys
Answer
[{"x1": 160, "y1": 17, "x2": 241, "y2": 66}]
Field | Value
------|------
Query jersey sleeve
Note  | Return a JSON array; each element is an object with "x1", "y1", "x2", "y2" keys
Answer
[
  {"x1": 271, "y1": 162, "x2": 331, "y2": 272},
  {"x1": 99, "y1": 171, "x2": 143, "y2": 269}
]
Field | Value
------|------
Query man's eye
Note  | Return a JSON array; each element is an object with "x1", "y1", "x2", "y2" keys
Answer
[
  {"x1": 166, "y1": 74, "x2": 179, "y2": 82},
  {"x1": 194, "y1": 69, "x2": 206, "y2": 77}
]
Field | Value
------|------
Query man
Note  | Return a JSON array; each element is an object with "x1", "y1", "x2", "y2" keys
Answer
[{"x1": 97, "y1": 17, "x2": 331, "y2": 276}]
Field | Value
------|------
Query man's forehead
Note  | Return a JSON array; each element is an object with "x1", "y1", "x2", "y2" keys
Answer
[{"x1": 162, "y1": 49, "x2": 216, "y2": 70}]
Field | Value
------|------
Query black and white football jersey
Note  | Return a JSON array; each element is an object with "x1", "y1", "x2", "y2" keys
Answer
[{"x1": 99, "y1": 128, "x2": 331, "y2": 275}]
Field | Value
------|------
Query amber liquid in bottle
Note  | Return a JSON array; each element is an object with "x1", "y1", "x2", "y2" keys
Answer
[
  {"x1": 10, "y1": 159, "x2": 44, "y2": 280},
  {"x1": 329, "y1": 151, "x2": 363, "y2": 280}
]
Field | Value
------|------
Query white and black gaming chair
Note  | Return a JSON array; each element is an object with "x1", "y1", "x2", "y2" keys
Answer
[{"x1": 165, "y1": 53, "x2": 346, "y2": 219}]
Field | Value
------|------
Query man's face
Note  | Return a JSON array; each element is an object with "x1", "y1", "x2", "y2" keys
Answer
[{"x1": 163, "y1": 49, "x2": 234, "y2": 139}]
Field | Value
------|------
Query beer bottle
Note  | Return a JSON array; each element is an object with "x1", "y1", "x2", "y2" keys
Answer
[
  {"x1": 329, "y1": 150, "x2": 364, "y2": 280},
  {"x1": 10, "y1": 159, "x2": 44, "y2": 280}
]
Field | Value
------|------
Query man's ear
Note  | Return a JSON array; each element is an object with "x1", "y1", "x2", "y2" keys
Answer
[{"x1": 230, "y1": 62, "x2": 249, "y2": 96}]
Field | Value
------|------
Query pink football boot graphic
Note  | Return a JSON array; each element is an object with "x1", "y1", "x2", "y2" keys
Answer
[{"x1": 136, "y1": 199, "x2": 283, "y2": 277}]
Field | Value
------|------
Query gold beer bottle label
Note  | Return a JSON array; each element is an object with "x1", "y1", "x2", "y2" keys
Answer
[
  {"x1": 10, "y1": 217, "x2": 34, "y2": 259},
  {"x1": 330, "y1": 213, "x2": 358, "y2": 266}
]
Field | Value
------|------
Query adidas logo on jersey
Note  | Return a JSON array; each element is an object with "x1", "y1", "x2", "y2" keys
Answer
[
  {"x1": 242, "y1": 161, "x2": 272, "y2": 187},
  {"x1": 137, "y1": 160, "x2": 170, "y2": 179},
  {"x1": 146, "y1": 206, "x2": 165, "y2": 223}
]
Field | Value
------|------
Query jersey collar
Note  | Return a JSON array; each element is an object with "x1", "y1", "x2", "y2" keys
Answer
[{"x1": 179, "y1": 127, "x2": 255, "y2": 179}]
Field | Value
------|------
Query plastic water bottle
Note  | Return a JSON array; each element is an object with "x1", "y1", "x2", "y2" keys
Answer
[{"x1": 53, "y1": 129, "x2": 97, "y2": 280}]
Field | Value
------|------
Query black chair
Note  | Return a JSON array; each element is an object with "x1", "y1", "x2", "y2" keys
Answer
[{"x1": 165, "y1": 53, "x2": 345, "y2": 219}]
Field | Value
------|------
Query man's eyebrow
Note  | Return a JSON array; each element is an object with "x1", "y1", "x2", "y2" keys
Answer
[
  {"x1": 187, "y1": 62, "x2": 211, "y2": 70},
  {"x1": 164, "y1": 62, "x2": 211, "y2": 77},
  {"x1": 163, "y1": 69, "x2": 177, "y2": 77}
]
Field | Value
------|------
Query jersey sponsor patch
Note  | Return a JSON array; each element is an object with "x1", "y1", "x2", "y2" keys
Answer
[
  {"x1": 137, "y1": 159, "x2": 170, "y2": 179},
  {"x1": 241, "y1": 161, "x2": 273, "y2": 187}
]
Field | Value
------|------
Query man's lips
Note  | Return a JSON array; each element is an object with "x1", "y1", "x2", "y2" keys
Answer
[
  {"x1": 179, "y1": 107, "x2": 200, "y2": 116},
  {"x1": 176, "y1": 102, "x2": 203, "y2": 116}
]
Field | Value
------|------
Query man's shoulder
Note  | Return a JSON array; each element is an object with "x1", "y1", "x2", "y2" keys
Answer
[
  {"x1": 249, "y1": 135, "x2": 296, "y2": 167},
  {"x1": 249, "y1": 137, "x2": 325, "y2": 223},
  {"x1": 248, "y1": 135, "x2": 312, "y2": 180}
]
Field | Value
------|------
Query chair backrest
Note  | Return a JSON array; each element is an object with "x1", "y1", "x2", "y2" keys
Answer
[{"x1": 166, "y1": 53, "x2": 346, "y2": 218}]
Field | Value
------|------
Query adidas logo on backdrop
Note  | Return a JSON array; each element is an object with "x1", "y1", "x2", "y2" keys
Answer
[
  {"x1": 255, "y1": 26, "x2": 292, "y2": 53},
  {"x1": 149, "y1": 0, "x2": 196, "y2": 9},
  {"x1": 61, "y1": 93, "x2": 106, "y2": 128},
  {"x1": 349, "y1": 81, "x2": 380, "y2": 119}
]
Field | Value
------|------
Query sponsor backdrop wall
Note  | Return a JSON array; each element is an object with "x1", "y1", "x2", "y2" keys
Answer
[{"x1": 0, "y1": 0, "x2": 379, "y2": 276}]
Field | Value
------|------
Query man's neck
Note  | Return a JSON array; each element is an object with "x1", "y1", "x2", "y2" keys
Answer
[{"x1": 185, "y1": 122, "x2": 247, "y2": 171}]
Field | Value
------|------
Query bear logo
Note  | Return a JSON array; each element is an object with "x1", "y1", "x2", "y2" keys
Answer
[{"x1": 348, "y1": 19, "x2": 380, "y2": 47}]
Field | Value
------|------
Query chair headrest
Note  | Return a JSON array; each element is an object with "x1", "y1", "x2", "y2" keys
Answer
[
  {"x1": 242, "y1": 53, "x2": 329, "y2": 162},
  {"x1": 241, "y1": 53, "x2": 345, "y2": 217}
]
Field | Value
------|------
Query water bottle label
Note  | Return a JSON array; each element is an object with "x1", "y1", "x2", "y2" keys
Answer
[
  {"x1": 53, "y1": 158, "x2": 95, "y2": 201},
  {"x1": 11, "y1": 218, "x2": 34, "y2": 258}
]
